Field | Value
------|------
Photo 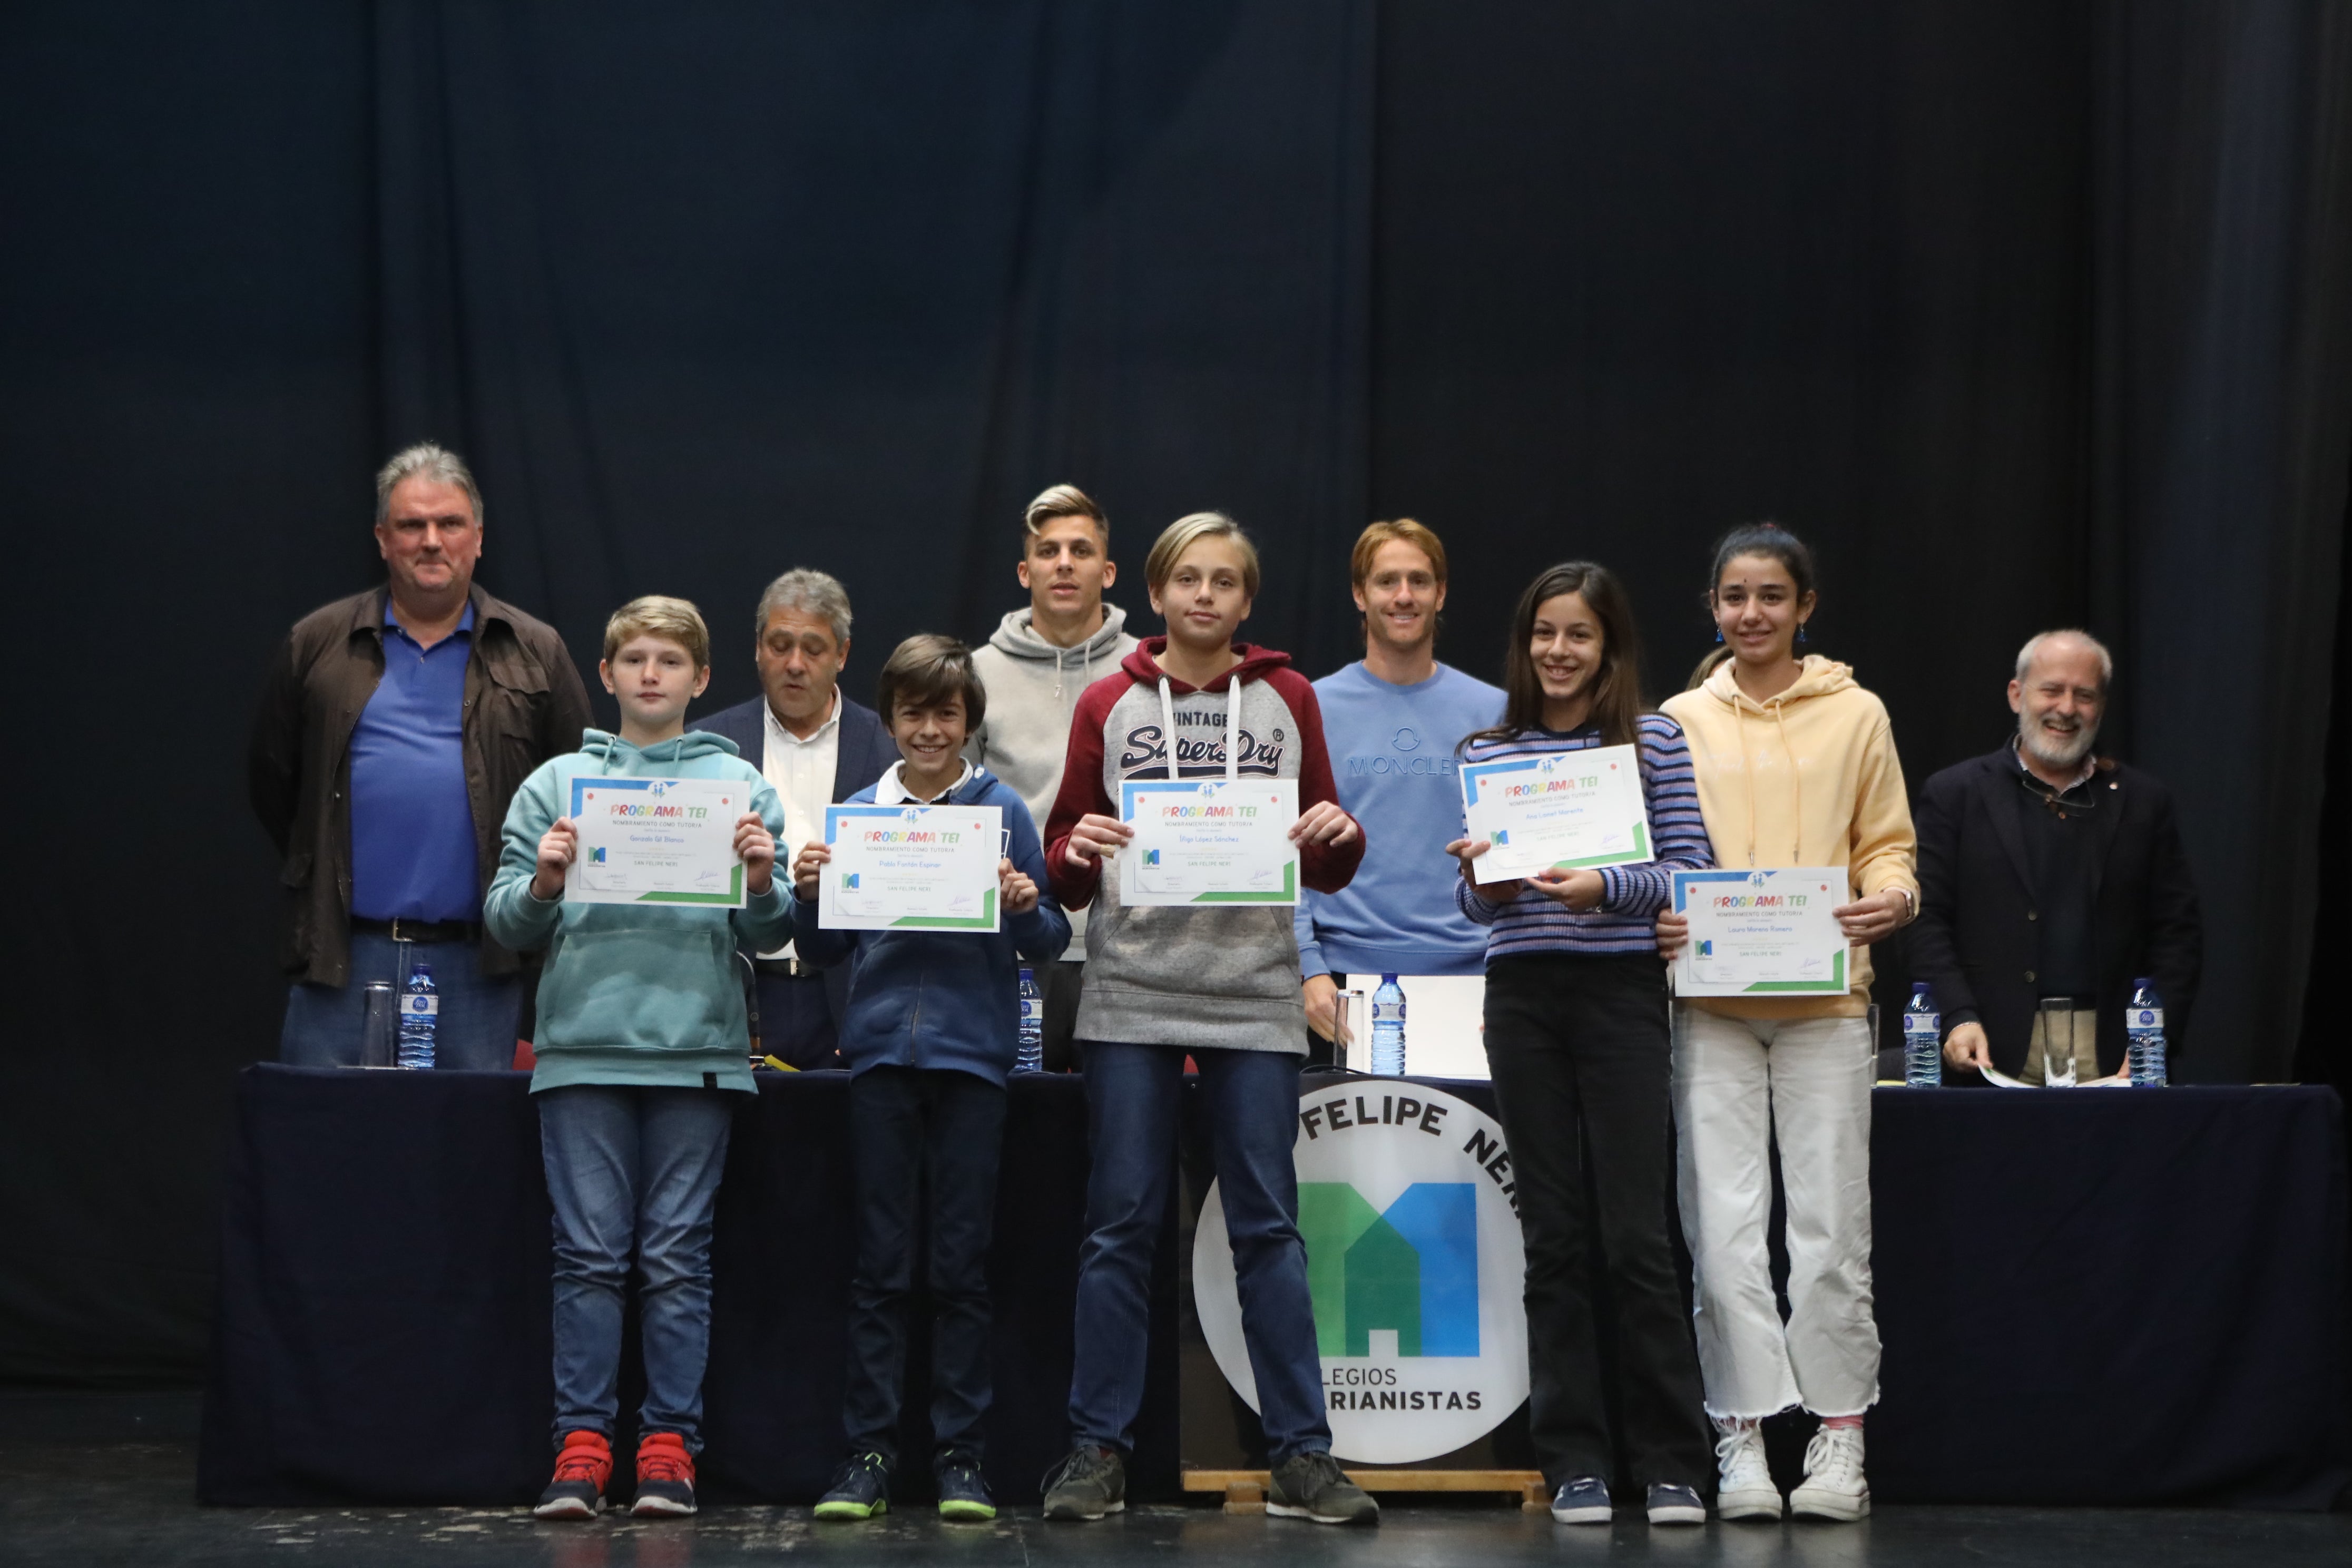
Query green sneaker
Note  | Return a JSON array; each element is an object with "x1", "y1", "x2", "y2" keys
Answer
[
  {"x1": 813, "y1": 1452, "x2": 891, "y2": 1521},
  {"x1": 936, "y1": 1457, "x2": 997, "y2": 1522}
]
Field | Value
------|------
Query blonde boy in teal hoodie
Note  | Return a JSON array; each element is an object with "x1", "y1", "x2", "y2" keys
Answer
[{"x1": 484, "y1": 596, "x2": 787, "y2": 1523}]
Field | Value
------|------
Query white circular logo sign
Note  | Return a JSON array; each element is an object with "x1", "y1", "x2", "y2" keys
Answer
[{"x1": 1193, "y1": 1083, "x2": 1527, "y2": 1464}]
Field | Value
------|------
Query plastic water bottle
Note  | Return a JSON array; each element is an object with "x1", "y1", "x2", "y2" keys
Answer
[
  {"x1": 1015, "y1": 967, "x2": 1044, "y2": 1073},
  {"x1": 396, "y1": 962, "x2": 439, "y2": 1070},
  {"x1": 1903, "y1": 981, "x2": 1941, "y2": 1087},
  {"x1": 2126, "y1": 978, "x2": 2167, "y2": 1086},
  {"x1": 1371, "y1": 975, "x2": 1407, "y2": 1077}
]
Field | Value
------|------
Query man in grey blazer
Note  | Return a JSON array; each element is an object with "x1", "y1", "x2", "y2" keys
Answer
[{"x1": 699, "y1": 569, "x2": 895, "y2": 1067}]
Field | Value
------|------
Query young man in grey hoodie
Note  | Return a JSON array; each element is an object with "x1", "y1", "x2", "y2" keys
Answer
[{"x1": 966, "y1": 484, "x2": 1138, "y2": 1068}]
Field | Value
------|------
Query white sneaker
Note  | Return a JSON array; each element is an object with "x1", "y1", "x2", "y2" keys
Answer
[
  {"x1": 1713, "y1": 1420, "x2": 1782, "y2": 1522},
  {"x1": 1788, "y1": 1424, "x2": 1870, "y2": 1521}
]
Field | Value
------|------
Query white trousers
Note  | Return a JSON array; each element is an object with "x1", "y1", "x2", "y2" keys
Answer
[{"x1": 1671, "y1": 1006, "x2": 1881, "y2": 1419}]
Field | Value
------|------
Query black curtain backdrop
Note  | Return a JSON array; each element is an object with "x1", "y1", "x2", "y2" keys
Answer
[{"x1": 3, "y1": 2, "x2": 2346, "y2": 1386}]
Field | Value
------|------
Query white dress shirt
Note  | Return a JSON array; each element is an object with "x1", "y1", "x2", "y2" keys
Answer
[{"x1": 759, "y1": 687, "x2": 843, "y2": 959}]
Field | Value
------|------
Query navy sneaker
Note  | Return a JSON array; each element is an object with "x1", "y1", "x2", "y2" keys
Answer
[
  {"x1": 1040, "y1": 1445, "x2": 1125, "y2": 1521},
  {"x1": 1550, "y1": 1475, "x2": 1612, "y2": 1524},
  {"x1": 1646, "y1": 1482, "x2": 1706, "y2": 1525},
  {"x1": 814, "y1": 1452, "x2": 892, "y2": 1521},
  {"x1": 936, "y1": 1456, "x2": 997, "y2": 1522}
]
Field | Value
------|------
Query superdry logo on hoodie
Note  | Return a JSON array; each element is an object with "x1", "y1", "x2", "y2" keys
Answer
[{"x1": 1118, "y1": 720, "x2": 1288, "y2": 776}]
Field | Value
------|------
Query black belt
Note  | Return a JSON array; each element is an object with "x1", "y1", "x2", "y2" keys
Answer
[
  {"x1": 754, "y1": 956, "x2": 826, "y2": 980},
  {"x1": 353, "y1": 916, "x2": 481, "y2": 944}
]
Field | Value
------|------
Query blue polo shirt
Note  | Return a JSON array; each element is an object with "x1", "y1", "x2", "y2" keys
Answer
[{"x1": 348, "y1": 600, "x2": 479, "y2": 923}]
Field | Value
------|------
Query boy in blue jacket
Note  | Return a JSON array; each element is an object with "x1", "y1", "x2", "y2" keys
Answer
[
  {"x1": 793, "y1": 634, "x2": 1070, "y2": 1523},
  {"x1": 483, "y1": 596, "x2": 789, "y2": 1522}
]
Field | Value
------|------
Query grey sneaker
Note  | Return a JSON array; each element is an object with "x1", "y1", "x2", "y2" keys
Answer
[
  {"x1": 1267, "y1": 1451, "x2": 1379, "y2": 1525},
  {"x1": 1041, "y1": 1445, "x2": 1125, "y2": 1521}
]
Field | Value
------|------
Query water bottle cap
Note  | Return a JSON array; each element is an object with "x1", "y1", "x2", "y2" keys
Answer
[
  {"x1": 1020, "y1": 967, "x2": 1033, "y2": 981},
  {"x1": 2133, "y1": 976, "x2": 2151, "y2": 990},
  {"x1": 411, "y1": 962, "x2": 432, "y2": 977},
  {"x1": 1912, "y1": 981, "x2": 1929, "y2": 996},
  {"x1": 1381, "y1": 973, "x2": 1399, "y2": 983}
]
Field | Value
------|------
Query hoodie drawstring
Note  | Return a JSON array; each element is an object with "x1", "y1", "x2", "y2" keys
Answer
[{"x1": 1157, "y1": 672, "x2": 1242, "y2": 782}]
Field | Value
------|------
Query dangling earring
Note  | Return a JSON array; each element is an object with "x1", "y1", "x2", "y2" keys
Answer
[
  {"x1": 1797, "y1": 622, "x2": 1809, "y2": 645},
  {"x1": 1713, "y1": 626, "x2": 1723, "y2": 644}
]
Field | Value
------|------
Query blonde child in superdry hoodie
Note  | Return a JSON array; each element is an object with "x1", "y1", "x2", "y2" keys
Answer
[
  {"x1": 1655, "y1": 525, "x2": 1917, "y2": 1528},
  {"x1": 1034, "y1": 513, "x2": 1378, "y2": 1528}
]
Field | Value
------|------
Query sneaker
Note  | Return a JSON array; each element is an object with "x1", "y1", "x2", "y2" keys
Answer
[
  {"x1": 533, "y1": 1430, "x2": 612, "y2": 1521},
  {"x1": 1041, "y1": 1445, "x2": 1125, "y2": 1521},
  {"x1": 1714, "y1": 1419, "x2": 1783, "y2": 1522},
  {"x1": 1789, "y1": 1424, "x2": 1870, "y2": 1522},
  {"x1": 1549, "y1": 1475, "x2": 1611, "y2": 1524},
  {"x1": 1646, "y1": 1482, "x2": 1706, "y2": 1525},
  {"x1": 935, "y1": 1457, "x2": 996, "y2": 1523},
  {"x1": 630, "y1": 1432, "x2": 698, "y2": 1517},
  {"x1": 814, "y1": 1452, "x2": 892, "y2": 1521},
  {"x1": 1267, "y1": 1450, "x2": 1379, "y2": 1526}
]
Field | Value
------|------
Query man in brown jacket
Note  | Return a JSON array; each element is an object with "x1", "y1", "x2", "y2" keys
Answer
[{"x1": 249, "y1": 443, "x2": 593, "y2": 1068}]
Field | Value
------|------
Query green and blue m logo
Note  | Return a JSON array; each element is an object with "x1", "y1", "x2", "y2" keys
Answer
[{"x1": 1300, "y1": 1183, "x2": 1478, "y2": 1357}]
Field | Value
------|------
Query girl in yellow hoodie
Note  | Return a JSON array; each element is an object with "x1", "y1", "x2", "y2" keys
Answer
[{"x1": 1657, "y1": 525, "x2": 1917, "y2": 1525}]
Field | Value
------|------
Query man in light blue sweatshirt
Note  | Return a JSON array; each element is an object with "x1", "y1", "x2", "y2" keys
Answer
[{"x1": 1295, "y1": 520, "x2": 1505, "y2": 1047}]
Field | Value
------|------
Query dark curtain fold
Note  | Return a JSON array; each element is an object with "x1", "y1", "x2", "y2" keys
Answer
[
  {"x1": 1, "y1": 0, "x2": 2345, "y2": 1385},
  {"x1": 2090, "y1": 0, "x2": 2352, "y2": 1083}
]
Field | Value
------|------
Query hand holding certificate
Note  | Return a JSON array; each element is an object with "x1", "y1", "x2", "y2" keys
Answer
[
  {"x1": 1117, "y1": 778, "x2": 1301, "y2": 905},
  {"x1": 817, "y1": 803, "x2": 1004, "y2": 930},
  {"x1": 1459, "y1": 745, "x2": 1653, "y2": 884},
  {"x1": 1671, "y1": 868, "x2": 1851, "y2": 996},
  {"x1": 562, "y1": 778, "x2": 762, "y2": 907}
]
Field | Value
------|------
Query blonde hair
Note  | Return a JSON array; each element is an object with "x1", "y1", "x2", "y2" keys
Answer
[
  {"x1": 1023, "y1": 483, "x2": 1108, "y2": 544},
  {"x1": 1145, "y1": 512, "x2": 1261, "y2": 599},
  {"x1": 1350, "y1": 517, "x2": 1447, "y2": 590},
  {"x1": 604, "y1": 595, "x2": 711, "y2": 670}
]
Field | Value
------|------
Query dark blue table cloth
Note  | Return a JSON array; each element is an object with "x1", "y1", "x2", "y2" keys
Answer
[{"x1": 198, "y1": 1067, "x2": 2347, "y2": 1508}]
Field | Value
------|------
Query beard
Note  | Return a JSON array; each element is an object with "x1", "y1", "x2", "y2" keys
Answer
[{"x1": 2019, "y1": 711, "x2": 2099, "y2": 771}]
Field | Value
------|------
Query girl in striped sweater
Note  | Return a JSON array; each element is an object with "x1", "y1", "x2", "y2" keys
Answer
[{"x1": 1446, "y1": 561, "x2": 1715, "y2": 1526}]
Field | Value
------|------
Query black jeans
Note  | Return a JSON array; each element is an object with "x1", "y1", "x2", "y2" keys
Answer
[
  {"x1": 842, "y1": 1065, "x2": 1007, "y2": 1467},
  {"x1": 1483, "y1": 953, "x2": 1711, "y2": 1492}
]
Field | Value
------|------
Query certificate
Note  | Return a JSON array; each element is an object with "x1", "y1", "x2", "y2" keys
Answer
[
  {"x1": 1118, "y1": 778, "x2": 1299, "y2": 906},
  {"x1": 1672, "y1": 867, "x2": 1850, "y2": 996},
  {"x1": 818, "y1": 803, "x2": 1003, "y2": 931},
  {"x1": 1459, "y1": 744, "x2": 1652, "y2": 883},
  {"x1": 567, "y1": 777, "x2": 750, "y2": 907}
]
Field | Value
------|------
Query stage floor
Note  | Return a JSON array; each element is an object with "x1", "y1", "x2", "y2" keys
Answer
[{"x1": 11, "y1": 1391, "x2": 2348, "y2": 1566}]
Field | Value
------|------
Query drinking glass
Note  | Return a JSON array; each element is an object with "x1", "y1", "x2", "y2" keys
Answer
[
  {"x1": 359, "y1": 982, "x2": 398, "y2": 1069},
  {"x1": 2039, "y1": 997, "x2": 2077, "y2": 1087},
  {"x1": 1333, "y1": 989, "x2": 1369, "y2": 1072}
]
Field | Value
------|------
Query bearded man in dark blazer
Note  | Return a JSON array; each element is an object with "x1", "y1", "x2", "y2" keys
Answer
[{"x1": 1911, "y1": 630, "x2": 2202, "y2": 1082}]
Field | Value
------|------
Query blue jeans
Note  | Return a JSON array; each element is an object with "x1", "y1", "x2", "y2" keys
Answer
[
  {"x1": 278, "y1": 928, "x2": 522, "y2": 1071},
  {"x1": 538, "y1": 1084, "x2": 738, "y2": 1451},
  {"x1": 1069, "y1": 1043, "x2": 1330, "y2": 1462}
]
